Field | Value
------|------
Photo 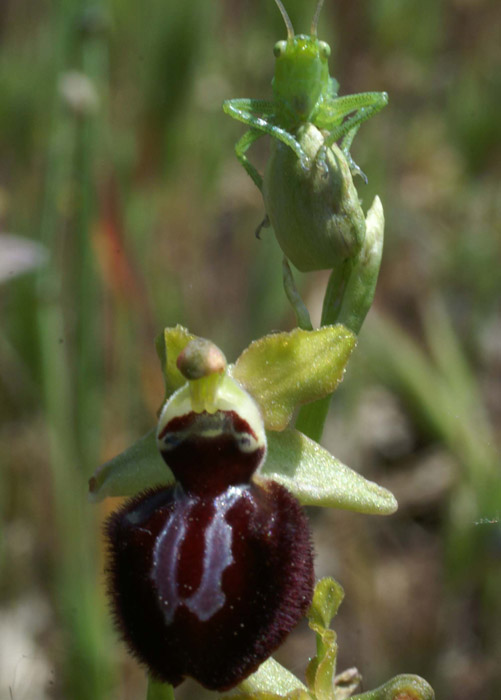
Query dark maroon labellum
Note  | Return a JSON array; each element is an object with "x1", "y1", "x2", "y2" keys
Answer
[{"x1": 106, "y1": 408, "x2": 314, "y2": 690}]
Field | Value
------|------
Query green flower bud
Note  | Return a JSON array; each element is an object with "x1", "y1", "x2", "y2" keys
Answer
[{"x1": 263, "y1": 123, "x2": 366, "y2": 272}]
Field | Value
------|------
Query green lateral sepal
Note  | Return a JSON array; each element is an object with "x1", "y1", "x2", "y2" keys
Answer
[
  {"x1": 258, "y1": 429, "x2": 397, "y2": 515},
  {"x1": 89, "y1": 426, "x2": 397, "y2": 516},
  {"x1": 88, "y1": 429, "x2": 172, "y2": 502}
]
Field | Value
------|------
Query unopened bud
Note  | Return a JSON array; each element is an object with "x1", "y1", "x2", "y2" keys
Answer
[{"x1": 263, "y1": 123, "x2": 366, "y2": 272}]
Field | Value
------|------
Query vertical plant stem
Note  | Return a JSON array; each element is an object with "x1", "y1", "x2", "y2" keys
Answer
[
  {"x1": 282, "y1": 257, "x2": 313, "y2": 331},
  {"x1": 294, "y1": 260, "x2": 355, "y2": 441},
  {"x1": 35, "y1": 0, "x2": 114, "y2": 696},
  {"x1": 147, "y1": 676, "x2": 175, "y2": 700},
  {"x1": 295, "y1": 198, "x2": 384, "y2": 442},
  {"x1": 73, "y1": 9, "x2": 111, "y2": 469}
]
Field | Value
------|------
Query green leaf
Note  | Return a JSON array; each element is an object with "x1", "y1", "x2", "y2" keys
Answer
[
  {"x1": 88, "y1": 429, "x2": 174, "y2": 502},
  {"x1": 233, "y1": 325, "x2": 356, "y2": 431},
  {"x1": 235, "y1": 658, "x2": 307, "y2": 697},
  {"x1": 155, "y1": 325, "x2": 196, "y2": 399},
  {"x1": 258, "y1": 429, "x2": 397, "y2": 515},
  {"x1": 351, "y1": 674, "x2": 435, "y2": 700}
]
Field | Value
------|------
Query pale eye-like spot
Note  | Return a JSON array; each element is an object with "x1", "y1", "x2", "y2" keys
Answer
[
  {"x1": 235, "y1": 432, "x2": 257, "y2": 453},
  {"x1": 161, "y1": 433, "x2": 183, "y2": 450}
]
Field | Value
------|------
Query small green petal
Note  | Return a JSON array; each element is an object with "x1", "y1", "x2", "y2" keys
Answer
[
  {"x1": 351, "y1": 674, "x2": 435, "y2": 700},
  {"x1": 257, "y1": 429, "x2": 397, "y2": 515},
  {"x1": 155, "y1": 325, "x2": 196, "y2": 399},
  {"x1": 236, "y1": 657, "x2": 307, "y2": 697},
  {"x1": 233, "y1": 325, "x2": 356, "y2": 431},
  {"x1": 88, "y1": 429, "x2": 173, "y2": 502}
]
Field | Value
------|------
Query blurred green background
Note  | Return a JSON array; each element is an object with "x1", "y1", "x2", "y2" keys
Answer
[{"x1": 1, "y1": 0, "x2": 500, "y2": 698}]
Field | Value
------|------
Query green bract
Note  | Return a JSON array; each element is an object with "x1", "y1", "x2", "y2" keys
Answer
[{"x1": 263, "y1": 124, "x2": 366, "y2": 272}]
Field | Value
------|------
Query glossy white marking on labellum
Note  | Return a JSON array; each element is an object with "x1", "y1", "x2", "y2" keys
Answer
[
  {"x1": 185, "y1": 487, "x2": 243, "y2": 621},
  {"x1": 153, "y1": 499, "x2": 190, "y2": 624},
  {"x1": 153, "y1": 487, "x2": 243, "y2": 624}
]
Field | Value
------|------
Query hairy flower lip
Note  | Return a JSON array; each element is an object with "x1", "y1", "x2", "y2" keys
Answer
[{"x1": 106, "y1": 480, "x2": 314, "y2": 690}]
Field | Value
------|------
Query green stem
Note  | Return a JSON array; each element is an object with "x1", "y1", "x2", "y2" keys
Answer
[
  {"x1": 146, "y1": 676, "x2": 175, "y2": 700},
  {"x1": 282, "y1": 257, "x2": 313, "y2": 330},
  {"x1": 293, "y1": 264, "x2": 352, "y2": 441},
  {"x1": 294, "y1": 394, "x2": 332, "y2": 443},
  {"x1": 295, "y1": 197, "x2": 384, "y2": 442},
  {"x1": 73, "y1": 12, "x2": 110, "y2": 470},
  {"x1": 35, "y1": 2, "x2": 114, "y2": 697},
  {"x1": 320, "y1": 259, "x2": 355, "y2": 327}
]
